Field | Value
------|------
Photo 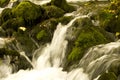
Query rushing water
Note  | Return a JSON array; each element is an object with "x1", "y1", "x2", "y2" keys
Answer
[
  {"x1": 0, "y1": 0, "x2": 119, "y2": 80},
  {"x1": 0, "y1": 14, "x2": 89, "y2": 80}
]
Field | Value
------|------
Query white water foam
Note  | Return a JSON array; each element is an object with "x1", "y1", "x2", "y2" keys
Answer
[{"x1": 1, "y1": 15, "x2": 89, "y2": 80}]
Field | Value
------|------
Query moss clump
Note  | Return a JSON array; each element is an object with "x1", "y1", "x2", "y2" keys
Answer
[
  {"x1": 98, "y1": 72, "x2": 117, "y2": 80},
  {"x1": 13, "y1": 31, "x2": 37, "y2": 56},
  {"x1": 50, "y1": 0, "x2": 75, "y2": 12},
  {"x1": 0, "y1": 48, "x2": 19, "y2": 57},
  {"x1": 12, "y1": 1, "x2": 45, "y2": 27},
  {"x1": 0, "y1": 8, "x2": 13, "y2": 25},
  {"x1": 2, "y1": 17, "x2": 25, "y2": 31},
  {"x1": 36, "y1": 30, "x2": 49, "y2": 41},
  {"x1": 98, "y1": 1, "x2": 120, "y2": 33},
  {"x1": 58, "y1": 16, "x2": 73, "y2": 25},
  {"x1": 68, "y1": 26, "x2": 108, "y2": 64},
  {"x1": 0, "y1": 0, "x2": 10, "y2": 7},
  {"x1": 44, "y1": 5, "x2": 65, "y2": 18}
]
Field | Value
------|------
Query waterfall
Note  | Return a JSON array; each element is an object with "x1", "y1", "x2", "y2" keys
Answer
[
  {"x1": 79, "y1": 40, "x2": 120, "y2": 80},
  {"x1": 0, "y1": 14, "x2": 89, "y2": 80}
]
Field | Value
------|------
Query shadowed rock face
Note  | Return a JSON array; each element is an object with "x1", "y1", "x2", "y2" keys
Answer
[
  {"x1": 50, "y1": 0, "x2": 76, "y2": 12},
  {"x1": 0, "y1": 0, "x2": 10, "y2": 8}
]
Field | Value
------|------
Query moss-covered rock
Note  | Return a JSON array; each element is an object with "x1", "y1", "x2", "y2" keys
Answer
[
  {"x1": 0, "y1": 8, "x2": 13, "y2": 25},
  {"x1": 0, "y1": 0, "x2": 10, "y2": 7},
  {"x1": 50, "y1": 0, "x2": 76, "y2": 12},
  {"x1": 98, "y1": 1, "x2": 120, "y2": 33},
  {"x1": 44, "y1": 5, "x2": 65, "y2": 19},
  {"x1": 58, "y1": 16, "x2": 73, "y2": 25},
  {"x1": 36, "y1": 30, "x2": 50, "y2": 42},
  {"x1": 68, "y1": 26, "x2": 108, "y2": 63},
  {"x1": 108, "y1": 60, "x2": 120, "y2": 76},
  {"x1": 98, "y1": 72, "x2": 117, "y2": 80},
  {"x1": 2, "y1": 18, "x2": 25, "y2": 31},
  {"x1": 0, "y1": 48, "x2": 19, "y2": 57},
  {"x1": 30, "y1": 18, "x2": 58, "y2": 45},
  {"x1": 13, "y1": 31, "x2": 38, "y2": 57},
  {"x1": 65, "y1": 18, "x2": 110, "y2": 69},
  {"x1": 12, "y1": 1, "x2": 46, "y2": 27}
]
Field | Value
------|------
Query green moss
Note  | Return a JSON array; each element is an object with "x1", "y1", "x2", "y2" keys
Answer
[
  {"x1": 98, "y1": 72, "x2": 117, "y2": 80},
  {"x1": 0, "y1": 8, "x2": 13, "y2": 25},
  {"x1": 0, "y1": 0, "x2": 10, "y2": 7},
  {"x1": 0, "y1": 48, "x2": 19, "y2": 57},
  {"x1": 108, "y1": 61, "x2": 120, "y2": 76},
  {"x1": 50, "y1": 0, "x2": 76, "y2": 12},
  {"x1": 13, "y1": 31, "x2": 37, "y2": 55},
  {"x1": 68, "y1": 26, "x2": 108, "y2": 63},
  {"x1": 58, "y1": 16, "x2": 73, "y2": 25},
  {"x1": 2, "y1": 17, "x2": 25, "y2": 31},
  {"x1": 44, "y1": 5, "x2": 65, "y2": 18},
  {"x1": 72, "y1": 18, "x2": 93, "y2": 28},
  {"x1": 36, "y1": 30, "x2": 49, "y2": 41},
  {"x1": 98, "y1": 1, "x2": 120, "y2": 33},
  {"x1": 30, "y1": 18, "x2": 58, "y2": 44},
  {"x1": 12, "y1": 1, "x2": 45, "y2": 27}
]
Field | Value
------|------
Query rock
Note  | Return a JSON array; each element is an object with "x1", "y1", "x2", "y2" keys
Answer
[
  {"x1": 58, "y1": 16, "x2": 73, "y2": 25},
  {"x1": 0, "y1": 8, "x2": 13, "y2": 25},
  {"x1": 98, "y1": 72, "x2": 117, "y2": 80},
  {"x1": 108, "y1": 60, "x2": 120, "y2": 76},
  {"x1": 50, "y1": 0, "x2": 76, "y2": 12},
  {"x1": 65, "y1": 18, "x2": 110, "y2": 70},
  {"x1": 2, "y1": 17, "x2": 25, "y2": 31},
  {"x1": 12, "y1": 31, "x2": 38, "y2": 57},
  {"x1": 44, "y1": 5, "x2": 65, "y2": 19},
  {"x1": 98, "y1": 1, "x2": 120, "y2": 33},
  {"x1": 12, "y1": 1, "x2": 46, "y2": 27},
  {"x1": 30, "y1": 18, "x2": 58, "y2": 45},
  {"x1": 0, "y1": 0, "x2": 10, "y2": 7}
]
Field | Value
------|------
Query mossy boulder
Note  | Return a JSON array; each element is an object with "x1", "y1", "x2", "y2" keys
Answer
[
  {"x1": 65, "y1": 18, "x2": 109, "y2": 68},
  {"x1": 13, "y1": 31, "x2": 38, "y2": 57},
  {"x1": 0, "y1": 48, "x2": 19, "y2": 57},
  {"x1": 44, "y1": 5, "x2": 65, "y2": 19},
  {"x1": 0, "y1": 0, "x2": 10, "y2": 7},
  {"x1": 68, "y1": 26, "x2": 108, "y2": 63},
  {"x1": 36, "y1": 30, "x2": 50, "y2": 42},
  {"x1": 12, "y1": 1, "x2": 46, "y2": 27},
  {"x1": 30, "y1": 18, "x2": 58, "y2": 45},
  {"x1": 58, "y1": 16, "x2": 73, "y2": 25},
  {"x1": 2, "y1": 18, "x2": 25, "y2": 31},
  {"x1": 0, "y1": 48, "x2": 33, "y2": 71},
  {"x1": 108, "y1": 60, "x2": 120, "y2": 76},
  {"x1": 98, "y1": 1, "x2": 120, "y2": 33},
  {"x1": 0, "y1": 8, "x2": 13, "y2": 25},
  {"x1": 98, "y1": 72, "x2": 117, "y2": 80},
  {"x1": 50, "y1": 0, "x2": 76, "y2": 12}
]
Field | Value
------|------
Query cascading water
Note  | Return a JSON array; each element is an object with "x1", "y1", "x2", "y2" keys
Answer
[
  {"x1": 0, "y1": 14, "x2": 89, "y2": 80},
  {"x1": 0, "y1": 0, "x2": 119, "y2": 80},
  {"x1": 78, "y1": 40, "x2": 120, "y2": 80}
]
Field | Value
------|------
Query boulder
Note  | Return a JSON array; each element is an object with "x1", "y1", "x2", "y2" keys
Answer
[
  {"x1": 98, "y1": 72, "x2": 117, "y2": 80},
  {"x1": 44, "y1": 5, "x2": 65, "y2": 19},
  {"x1": 0, "y1": 0, "x2": 10, "y2": 7},
  {"x1": 12, "y1": 1, "x2": 46, "y2": 27},
  {"x1": 50, "y1": 0, "x2": 76, "y2": 12}
]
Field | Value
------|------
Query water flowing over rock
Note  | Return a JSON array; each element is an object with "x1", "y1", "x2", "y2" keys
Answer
[
  {"x1": 0, "y1": 0, "x2": 119, "y2": 80},
  {"x1": 79, "y1": 40, "x2": 120, "y2": 79}
]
